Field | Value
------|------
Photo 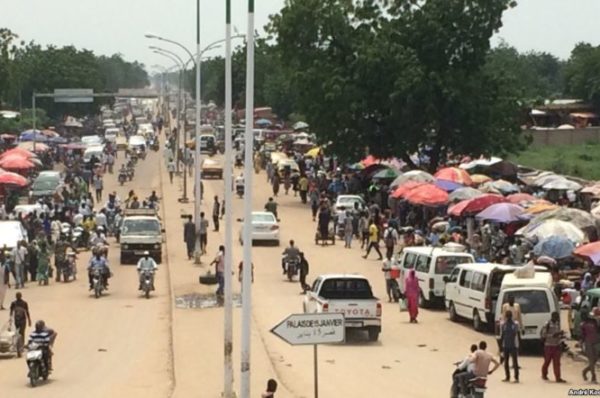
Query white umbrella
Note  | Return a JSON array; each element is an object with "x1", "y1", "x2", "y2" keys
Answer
[
  {"x1": 533, "y1": 173, "x2": 562, "y2": 187},
  {"x1": 518, "y1": 219, "x2": 585, "y2": 244},
  {"x1": 293, "y1": 121, "x2": 309, "y2": 130},
  {"x1": 393, "y1": 170, "x2": 435, "y2": 185},
  {"x1": 542, "y1": 178, "x2": 582, "y2": 191}
]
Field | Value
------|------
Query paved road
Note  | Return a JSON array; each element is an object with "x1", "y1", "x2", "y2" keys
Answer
[
  {"x1": 0, "y1": 149, "x2": 172, "y2": 398},
  {"x1": 0, "y1": 124, "x2": 588, "y2": 398}
]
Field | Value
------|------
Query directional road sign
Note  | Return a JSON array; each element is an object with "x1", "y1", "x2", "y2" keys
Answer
[
  {"x1": 53, "y1": 88, "x2": 93, "y2": 103},
  {"x1": 270, "y1": 313, "x2": 345, "y2": 346}
]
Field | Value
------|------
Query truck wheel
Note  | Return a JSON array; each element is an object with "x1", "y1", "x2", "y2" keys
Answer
[
  {"x1": 473, "y1": 310, "x2": 483, "y2": 332},
  {"x1": 367, "y1": 328, "x2": 380, "y2": 342},
  {"x1": 418, "y1": 292, "x2": 429, "y2": 309},
  {"x1": 448, "y1": 302, "x2": 458, "y2": 322}
]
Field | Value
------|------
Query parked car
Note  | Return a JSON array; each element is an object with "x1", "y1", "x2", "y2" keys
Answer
[
  {"x1": 304, "y1": 274, "x2": 382, "y2": 341},
  {"x1": 201, "y1": 158, "x2": 223, "y2": 179},
  {"x1": 29, "y1": 171, "x2": 62, "y2": 201}
]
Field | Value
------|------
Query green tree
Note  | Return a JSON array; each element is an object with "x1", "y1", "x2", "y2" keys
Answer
[
  {"x1": 0, "y1": 28, "x2": 19, "y2": 106},
  {"x1": 268, "y1": 0, "x2": 523, "y2": 170},
  {"x1": 564, "y1": 43, "x2": 600, "y2": 108}
]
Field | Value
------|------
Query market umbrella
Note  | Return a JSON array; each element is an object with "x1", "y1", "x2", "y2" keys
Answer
[
  {"x1": 478, "y1": 182, "x2": 501, "y2": 195},
  {"x1": 404, "y1": 184, "x2": 449, "y2": 206},
  {"x1": 62, "y1": 143, "x2": 87, "y2": 150},
  {"x1": 507, "y1": 193, "x2": 536, "y2": 204},
  {"x1": 532, "y1": 207, "x2": 597, "y2": 230},
  {"x1": 574, "y1": 241, "x2": 600, "y2": 265},
  {"x1": 49, "y1": 136, "x2": 68, "y2": 144},
  {"x1": 448, "y1": 194, "x2": 507, "y2": 217},
  {"x1": 475, "y1": 203, "x2": 524, "y2": 223},
  {"x1": 40, "y1": 129, "x2": 59, "y2": 137},
  {"x1": 0, "y1": 171, "x2": 29, "y2": 187},
  {"x1": 523, "y1": 201, "x2": 558, "y2": 215},
  {"x1": 533, "y1": 236, "x2": 576, "y2": 259},
  {"x1": 19, "y1": 129, "x2": 49, "y2": 142},
  {"x1": 292, "y1": 121, "x2": 309, "y2": 131},
  {"x1": 305, "y1": 147, "x2": 322, "y2": 158},
  {"x1": 392, "y1": 170, "x2": 435, "y2": 185},
  {"x1": 581, "y1": 184, "x2": 600, "y2": 198},
  {"x1": 543, "y1": 178, "x2": 582, "y2": 191},
  {"x1": 449, "y1": 187, "x2": 483, "y2": 202},
  {"x1": 434, "y1": 167, "x2": 472, "y2": 186},
  {"x1": 518, "y1": 219, "x2": 585, "y2": 244},
  {"x1": 255, "y1": 118, "x2": 272, "y2": 126},
  {"x1": 372, "y1": 167, "x2": 400, "y2": 180},
  {"x1": 18, "y1": 141, "x2": 49, "y2": 152},
  {"x1": 490, "y1": 179, "x2": 520, "y2": 194},
  {"x1": 0, "y1": 147, "x2": 36, "y2": 159},
  {"x1": 533, "y1": 174, "x2": 563, "y2": 187},
  {"x1": 470, "y1": 174, "x2": 492, "y2": 185},
  {"x1": 360, "y1": 155, "x2": 378, "y2": 167},
  {"x1": 391, "y1": 181, "x2": 425, "y2": 199},
  {"x1": 0, "y1": 156, "x2": 35, "y2": 170},
  {"x1": 435, "y1": 179, "x2": 463, "y2": 192}
]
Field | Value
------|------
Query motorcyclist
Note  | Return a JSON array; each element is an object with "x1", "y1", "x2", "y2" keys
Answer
[
  {"x1": 118, "y1": 164, "x2": 128, "y2": 178},
  {"x1": 89, "y1": 227, "x2": 108, "y2": 249},
  {"x1": 95, "y1": 209, "x2": 108, "y2": 232},
  {"x1": 137, "y1": 251, "x2": 158, "y2": 290},
  {"x1": 281, "y1": 240, "x2": 301, "y2": 275},
  {"x1": 450, "y1": 344, "x2": 478, "y2": 398},
  {"x1": 28, "y1": 320, "x2": 57, "y2": 371},
  {"x1": 87, "y1": 248, "x2": 110, "y2": 290},
  {"x1": 265, "y1": 197, "x2": 278, "y2": 220}
]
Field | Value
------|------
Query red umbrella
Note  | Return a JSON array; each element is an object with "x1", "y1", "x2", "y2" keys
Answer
[
  {"x1": 361, "y1": 155, "x2": 378, "y2": 167},
  {"x1": 0, "y1": 147, "x2": 35, "y2": 159},
  {"x1": 434, "y1": 167, "x2": 473, "y2": 186},
  {"x1": 404, "y1": 184, "x2": 449, "y2": 206},
  {"x1": 506, "y1": 193, "x2": 536, "y2": 204},
  {"x1": 0, "y1": 171, "x2": 29, "y2": 187},
  {"x1": 574, "y1": 241, "x2": 600, "y2": 265},
  {"x1": 448, "y1": 194, "x2": 507, "y2": 217},
  {"x1": 391, "y1": 181, "x2": 425, "y2": 199},
  {"x1": 0, "y1": 156, "x2": 35, "y2": 170}
]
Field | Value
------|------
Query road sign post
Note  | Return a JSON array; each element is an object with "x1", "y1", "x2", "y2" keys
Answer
[{"x1": 271, "y1": 313, "x2": 345, "y2": 398}]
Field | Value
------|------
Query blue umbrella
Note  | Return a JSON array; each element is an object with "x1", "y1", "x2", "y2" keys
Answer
[
  {"x1": 49, "y1": 136, "x2": 68, "y2": 144},
  {"x1": 435, "y1": 179, "x2": 463, "y2": 192},
  {"x1": 255, "y1": 118, "x2": 272, "y2": 126},
  {"x1": 533, "y1": 236, "x2": 576, "y2": 259},
  {"x1": 19, "y1": 130, "x2": 49, "y2": 142}
]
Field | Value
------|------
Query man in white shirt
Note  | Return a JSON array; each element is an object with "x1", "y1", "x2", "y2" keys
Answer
[
  {"x1": 137, "y1": 251, "x2": 158, "y2": 290},
  {"x1": 11, "y1": 241, "x2": 28, "y2": 289}
]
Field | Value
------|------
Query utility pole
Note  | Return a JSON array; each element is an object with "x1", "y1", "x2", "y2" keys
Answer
[{"x1": 193, "y1": 0, "x2": 203, "y2": 262}]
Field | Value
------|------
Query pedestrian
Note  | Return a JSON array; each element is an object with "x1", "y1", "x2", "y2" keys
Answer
[
  {"x1": 211, "y1": 245, "x2": 225, "y2": 296},
  {"x1": 362, "y1": 220, "x2": 383, "y2": 260},
  {"x1": 298, "y1": 252, "x2": 310, "y2": 293},
  {"x1": 183, "y1": 215, "x2": 196, "y2": 260},
  {"x1": 359, "y1": 212, "x2": 369, "y2": 249},
  {"x1": 199, "y1": 212, "x2": 209, "y2": 255},
  {"x1": 381, "y1": 253, "x2": 396, "y2": 302},
  {"x1": 106, "y1": 152, "x2": 115, "y2": 174},
  {"x1": 212, "y1": 196, "x2": 220, "y2": 232},
  {"x1": 0, "y1": 252, "x2": 9, "y2": 310},
  {"x1": 317, "y1": 205, "x2": 331, "y2": 246},
  {"x1": 500, "y1": 310, "x2": 520, "y2": 382},
  {"x1": 343, "y1": 211, "x2": 353, "y2": 248},
  {"x1": 93, "y1": 174, "x2": 103, "y2": 202},
  {"x1": 27, "y1": 240, "x2": 39, "y2": 283},
  {"x1": 299, "y1": 174, "x2": 309, "y2": 204},
  {"x1": 262, "y1": 378, "x2": 278, "y2": 398},
  {"x1": 383, "y1": 223, "x2": 398, "y2": 259},
  {"x1": 541, "y1": 311, "x2": 566, "y2": 383},
  {"x1": 11, "y1": 240, "x2": 27, "y2": 289},
  {"x1": 167, "y1": 158, "x2": 176, "y2": 184},
  {"x1": 404, "y1": 269, "x2": 419, "y2": 323},
  {"x1": 238, "y1": 261, "x2": 255, "y2": 286},
  {"x1": 309, "y1": 187, "x2": 319, "y2": 221},
  {"x1": 9, "y1": 292, "x2": 32, "y2": 352},
  {"x1": 580, "y1": 311, "x2": 599, "y2": 383}
]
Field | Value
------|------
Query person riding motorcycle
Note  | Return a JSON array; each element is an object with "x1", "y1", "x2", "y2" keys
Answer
[
  {"x1": 137, "y1": 251, "x2": 158, "y2": 290},
  {"x1": 28, "y1": 320, "x2": 57, "y2": 371},
  {"x1": 281, "y1": 240, "x2": 301, "y2": 275},
  {"x1": 87, "y1": 249, "x2": 110, "y2": 290},
  {"x1": 89, "y1": 227, "x2": 108, "y2": 249}
]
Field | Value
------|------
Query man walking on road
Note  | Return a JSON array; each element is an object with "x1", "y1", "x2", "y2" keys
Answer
[
  {"x1": 500, "y1": 310, "x2": 520, "y2": 382},
  {"x1": 10, "y1": 292, "x2": 31, "y2": 351},
  {"x1": 11, "y1": 240, "x2": 27, "y2": 289},
  {"x1": 167, "y1": 158, "x2": 176, "y2": 184},
  {"x1": 199, "y1": 212, "x2": 209, "y2": 255},
  {"x1": 93, "y1": 174, "x2": 104, "y2": 202},
  {"x1": 362, "y1": 220, "x2": 383, "y2": 260},
  {"x1": 212, "y1": 196, "x2": 220, "y2": 232},
  {"x1": 541, "y1": 311, "x2": 566, "y2": 383},
  {"x1": 211, "y1": 245, "x2": 225, "y2": 296},
  {"x1": 183, "y1": 215, "x2": 196, "y2": 260}
]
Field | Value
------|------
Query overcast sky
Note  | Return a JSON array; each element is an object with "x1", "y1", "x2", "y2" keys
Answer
[{"x1": 1, "y1": 0, "x2": 599, "y2": 71}]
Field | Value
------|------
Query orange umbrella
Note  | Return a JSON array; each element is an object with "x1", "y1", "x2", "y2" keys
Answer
[
  {"x1": 523, "y1": 201, "x2": 558, "y2": 215},
  {"x1": 507, "y1": 193, "x2": 536, "y2": 204},
  {"x1": 448, "y1": 194, "x2": 506, "y2": 217},
  {"x1": 434, "y1": 167, "x2": 472, "y2": 186},
  {"x1": 0, "y1": 156, "x2": 35, "y2": 170},
  {"x1": 391, "y1": 181, "x2": 425, "y2": 199},
  {"x1": 470, "y1": 174, "x2": 492, "y2": 185},
  {"x1": 361, "y1": 155, "x2": 378, "y2": 167},
  {"x1": 0, "y1": 171, "x2": 29, "y2": 186},
  {"x1": 404, "y1": 184, "x2": 449, "y2": 206},
  {"x1": 0, "y1": 147, "x2": 35, "y2": 159}
]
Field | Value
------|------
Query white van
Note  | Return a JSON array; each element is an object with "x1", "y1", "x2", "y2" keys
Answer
[
  {"x1": 397, "y1": 246, "x2": 474, "y2": 307},
  {"x1": 0, "y1": 221, "x2": 28, "y2": 251},
  {"x1": 83, "y1": 145, "x2": 106, "y2": 164},
  {"x1": 128, "y1": 135, "x2": 146, "y2": 151},
  {"x1": 444, "y1": 263, "x2": 548, "y2": 331},
  {"x1": 494, "y1": 272, "x2": 557, "y2": 342}
]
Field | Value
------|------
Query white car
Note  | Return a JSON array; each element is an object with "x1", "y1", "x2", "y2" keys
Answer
[
  {"x1": 81, "y1": 135, "x2": 103, "y2": 147},
  {"x1": 104, "y1": 127, "x2": 119, "y2": 143},
  {"x1": 334, "y1": 195, "x2": 366, "y2": 213},
  {"x1": 239, "y1": 212, "x2": 280, "y2": 246}
]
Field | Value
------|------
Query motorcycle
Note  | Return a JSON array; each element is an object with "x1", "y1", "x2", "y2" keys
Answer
[
  {"x1": 150, "y1": 139, "x2": 159, "y2": 152},
  {"x1": 71, "y1": 226, "x2": 85, "y2": 249},
  {"x1": 284, "y1": 258, "x2": 299, "y2": 282},
  {"x1": 118, "y1": 171, "x2": 127, "y2": 185},
  {"x1": 140, "y1": 269, "x2": 155, "y2": 299},
  {"x1": 26, "y1": 342, "x2": 50, "y2": 387},
  {"x1": 92, "y1": 268, "x2": 106, "y2": 298},
  {"x1": 451, "y1": 363, "x2": 487, "y2": 398},
  {"x1": 236, "y1": 184, "x2": 244, "y2": 198}
]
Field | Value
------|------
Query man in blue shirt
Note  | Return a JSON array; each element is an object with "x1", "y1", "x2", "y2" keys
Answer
[
  {"x1": 87, "y1": 251, "x2": 110, "y2": 290},
  {"x1": 500, "y1": 310, "x2": 520, "y2": 382}
]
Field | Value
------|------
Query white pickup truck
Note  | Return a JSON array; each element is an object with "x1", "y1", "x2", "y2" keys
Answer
[{"x1": 303, "y1": 274, "x2": 382, "y2": 341}]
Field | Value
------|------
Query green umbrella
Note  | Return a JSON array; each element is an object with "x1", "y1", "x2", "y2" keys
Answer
[{"x1": 372, "y1": 168, "x2": 399, "y2": 180}]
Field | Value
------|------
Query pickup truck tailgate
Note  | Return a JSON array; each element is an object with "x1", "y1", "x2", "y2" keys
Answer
[{"x1": 326, "y1": 299, "x2": 380, "y2": 319}]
